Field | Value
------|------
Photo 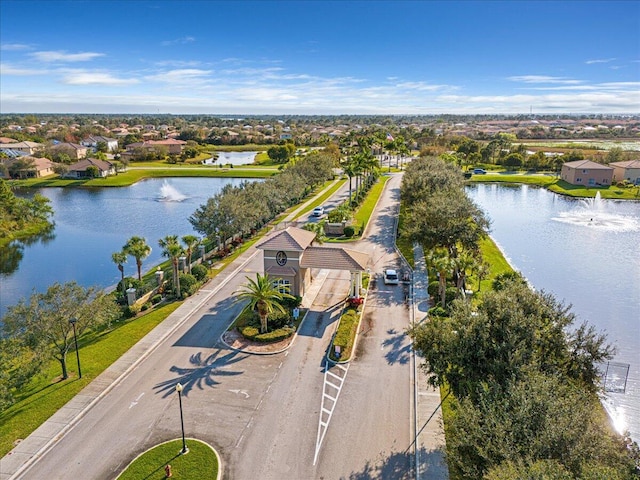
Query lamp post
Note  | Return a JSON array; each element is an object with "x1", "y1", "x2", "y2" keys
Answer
[
  {"x1": 68, "y1": 317, "x2": 82, "y2": 379},
  {"x1": 175, "y1": 383, "x2": 188, "y2": 454}
]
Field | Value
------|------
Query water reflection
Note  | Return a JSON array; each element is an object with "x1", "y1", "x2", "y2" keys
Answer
[{"x1": 1, "y1": 225, "x2": 56, "y2": 275}]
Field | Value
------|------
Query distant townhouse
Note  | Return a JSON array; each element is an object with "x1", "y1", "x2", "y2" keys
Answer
[
  {"x1": 610, "y1": 160, "x2": 640, "y2": 185},
  {"x1": 561, "y1": 160, "x2": 613, "y2": 187},
  {"x1": 63, "y1": 158, "x2": 115, "y2": 179},
  {"x1": 80, "y1": 135, "x2": 119, "y2": 152}
]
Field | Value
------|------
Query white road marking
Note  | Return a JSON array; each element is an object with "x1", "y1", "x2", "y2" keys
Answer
[{"x1": 128, "y1": 392, "x2": 144, "y2": 409}]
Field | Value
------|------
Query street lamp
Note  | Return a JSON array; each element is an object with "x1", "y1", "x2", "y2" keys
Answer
[
  {"x1": 68, "y1": 317, "x2": 82, "y2": 379},
  {"x1": 175, "y1": 383, "x2": 188, "y2": 454}
]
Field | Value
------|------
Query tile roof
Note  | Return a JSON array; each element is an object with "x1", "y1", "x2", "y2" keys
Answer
[
  {"x1": 257, "y1": 227, "x2": 316, "y2": 252},
  {"x1": 266, "y1": 265, "x2": 298, "y2": 277},
  {"x1": 610, "y1": 160, "x2": 640, "y2": 168},
  {"x1": 563, "y1": 160, "x2": 613, "y2": 170},
  {"x1": 301, "y1": 246, "x2": 370, "y2": 271}
]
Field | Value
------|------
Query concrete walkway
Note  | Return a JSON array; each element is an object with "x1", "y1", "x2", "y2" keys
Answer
[{"x1": 411, "y1": 243, "x2": 449, "y2": 480}]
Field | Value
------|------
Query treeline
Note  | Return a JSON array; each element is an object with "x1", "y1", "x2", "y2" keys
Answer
[
  {"x1": 400, "y1": 159, "x2": 639, "y2": 478},
  {"x1": 0, "y1": 179, "x2": 53, "y2": 243},
  {"x1": 189, "y1": 151, "x2": 336, "y2": 242}
]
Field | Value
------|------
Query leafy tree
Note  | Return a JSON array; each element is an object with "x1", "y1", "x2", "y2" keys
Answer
[
  {"x1": 159, "y1": 235, "x2": 184, "y2": 297},
  {"x1": 0, "y1": 337, "x2": 45, "y2": 412},
  {"x1": 234, "y1": 273, "x2": 294, "y2": 333},
  {"x1": 123, "y1": 236, "x2": 151, "y2": 280},
  {"x1": 2, "y1": 282, "x2": 119, "y2": 380},
  {"x1": 267, "y1": 145, "x2": 290, "y2": 163}
]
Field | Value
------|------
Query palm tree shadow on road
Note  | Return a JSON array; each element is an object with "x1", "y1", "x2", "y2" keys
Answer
[
  {"x1": 153, "y1": 348, "x2": 248, "y2": 398},
  {"x1": 340, "y1": 446, "x2": 445, "y2": 480}
]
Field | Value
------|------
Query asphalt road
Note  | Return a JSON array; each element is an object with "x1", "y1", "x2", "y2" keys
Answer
[{"x1": 18, "y1": 173, "x2": 415, "y2": 480}]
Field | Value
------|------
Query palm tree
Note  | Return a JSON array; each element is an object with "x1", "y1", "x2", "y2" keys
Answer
[
  {"x1": 453, "y1": 252, "x2": 476, "y2": 294},
  {"x1": 302, "y1": 221, "x2": 325, "y2": 244},
  {"x1": 159, "y1": 235, "x2": 184, "y2": 297},
  {"x1": 426, "y1": 249, "x2": 454, "y2": 308},
  {"x1": 341, "y1": 158, "x2": 357, "y2": 205},
  {"x1": 234, "y1": 273, "x2": 294, "y2": 333},
  {"x1": 181, "y1": 234, "x2": 200, "y2": 274},
  {"x1": 123, "y1": 236, "x2": 151, "y2": 281},
  {"x1": 111, "y1": 251, "x2": 128, "y2": 296}
]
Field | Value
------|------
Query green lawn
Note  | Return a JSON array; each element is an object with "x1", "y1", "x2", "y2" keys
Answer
[
  {"x1": 294, "y1": 178, "x2": 347, "y2": 220},
  {"x1": 0, "y1": 302, "x2": 181, "y2": 457},
  {"x1": 117, "y1": 439, "x2": 219, "y2": 480}
]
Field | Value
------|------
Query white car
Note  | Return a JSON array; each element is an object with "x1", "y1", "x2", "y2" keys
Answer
[
  {"x1": 312, "y1": 206, "x2": 325, "y2": 217},
  {"x1": 383, "y1": 269, "x2": 399, "y2": 285}
]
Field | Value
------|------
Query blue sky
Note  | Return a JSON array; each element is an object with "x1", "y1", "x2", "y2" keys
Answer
[{"x1": 1, "y1": 1, "x2": 639, "y2": 114}]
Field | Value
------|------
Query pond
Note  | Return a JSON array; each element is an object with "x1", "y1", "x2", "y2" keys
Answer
[
  {"x1": 2, "y1": 177, "x2": 250, "y2": 315},
  {"x1": 467, "y1": 183, "x2": 640, "y2": 442},
  {"x1": 202, "y1": 151, "x2": 258, "y2": 166}
]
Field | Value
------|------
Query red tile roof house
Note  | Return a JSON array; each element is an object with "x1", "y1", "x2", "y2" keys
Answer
[
  {"x1": 63, "y1": 158, "x2": 115, "y2": 179},
  {"x1": 610, "y1": 160, "x2": 640, "y2": 185},
  {"x1": 560, "y1": 160, "x2": 613, "y2": 187}
]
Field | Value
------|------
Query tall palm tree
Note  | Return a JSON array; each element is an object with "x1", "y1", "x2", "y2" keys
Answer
[
  {"x1": 111, "y1": 251, "x2": 128, "y2": 296},
  {"x1": 234, "y1": 273, "x2": 294, "y2": 333},
  {"x1": 181, "y1": 234, "x2": 200, "y2": 274},
  {"x1": 453, "y1": 251, "x2": 476, "y2": 293},
  {"x1": 159, "y1": 235, "x2": 184, "y2": 297},
  {"x1": 341, "y1": 158, "x2": 357, "y2": 206},
  {"x1": 123, "y1": 236, "x2": 151, "y2": 281},
  {"x1": 426, "y1": 249, "x2": 454, "y2": 308}
]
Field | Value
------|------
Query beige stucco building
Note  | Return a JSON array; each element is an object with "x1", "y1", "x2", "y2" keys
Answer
[
  {"x1": 256, "y1": 227, "x2": 370, "y2": 298},
  {"x1": 561, "y1": 160, "x2": 613, "y2": 186},
  {"x1": 610, "y1": 160, "x2": 640, "y2": 185}
]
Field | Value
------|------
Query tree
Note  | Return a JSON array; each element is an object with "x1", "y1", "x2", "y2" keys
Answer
[
  {"x1": 181, "y1": 235, "x2": 200, "y2": 274},
  {"x1": 111, "y1": 251, "x2": 128, "y2": 296},
  {"x1": 2, "y1": 282, "x2": 119, "y2": 380},
  {"x1": 159, "y1": 235, "x2": 184, "y2": 297},
  {"x1": 123, "y1": 236, "x2": 151, "y2": 280},
  {"x1": 426, "y1": 248, "x2": 454, "y2": 308},
  {"x1": 234, "y1": 273, "x2": 294, "y2": 333},
  {"x1": 0, "y1": 337, "x2": 45, "y2": 412}
]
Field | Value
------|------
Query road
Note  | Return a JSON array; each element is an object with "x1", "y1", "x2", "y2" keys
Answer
[{"x1": 16, "y1": 174, "x2": 416, "y2": 480}]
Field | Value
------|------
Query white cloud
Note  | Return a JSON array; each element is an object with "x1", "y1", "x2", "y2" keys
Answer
[
  {"x1": 145, "y1": 68, "x2": 212, "y2": 85},
  {"x1": 1, "y1": 43, "x2": 32, "y2": 51},
  {"x1": 154, "y1": 60, "x2": 205, "y2": 68},
  {"x1": 508, "y1": 75, "x2": 582, "y2": 85},
  {"x1": 62, "y1": 71, "x2": 140, "y2": 86},
  {"x1": 30, "y1": 50, "x2": 104, "y2": 62},
  {"x1": 585, "y1": 58, "x2": 616, "y2": 64},
  {"x1": 0, "y1": 63, "x2": 48, "y2": 75},
  {"x1": 161, "y1": 36, "x2": 195, "y2": 46}
]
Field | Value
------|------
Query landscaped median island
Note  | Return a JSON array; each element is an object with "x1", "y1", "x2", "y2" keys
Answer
[
  {"x1": 328, "y1": 273, "x2": 369, "y2": 362},
  {"x1": 117, "y1": 439, "x2": 219, "y2": 480}
]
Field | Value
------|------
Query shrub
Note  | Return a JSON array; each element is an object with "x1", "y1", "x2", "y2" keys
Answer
[
  {"x1": 279, "y1": 295, "x2": 302, "y2": 310},
  {"x1": 151, "y1": 294, "x2": 162, "y2": 305},
  {"x1": 178, "y1": 273, "x2": 198, "y2": 296},
  {"x1": 445, "y1": 286, "x2": 459, "y2": 304},
  {"x1": 123, "y1": 304, "x2": 141, "y2": 318},
  {"x1": 428, "y1": 305, "x2": 448, "y2": 317},
  {"x1": 268, "y1": 310, "x2": 292, "y2": 329},
  {"x1": 238, "y1": 325, "x2": 294, "y2": 343},
  {"x1": 347, "y1": 296, "x2": 363, "y2": 308},
  {"x1": 343, "y1": 225, "x2": 355, "y2": 237},
  {"x1": 428, "y1": 281, "x2": 440, "y2": 297},
  {"x1": 191, "y1": 264, "x2": 208, "y2": 281},
  {"x1": 141, "y1": 302, "x2": 152, "y2": 311}
]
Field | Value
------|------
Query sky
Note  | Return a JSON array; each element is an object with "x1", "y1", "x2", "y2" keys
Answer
[{"x1": 1, "y1": 0, "x2": 639, "y2": 115}]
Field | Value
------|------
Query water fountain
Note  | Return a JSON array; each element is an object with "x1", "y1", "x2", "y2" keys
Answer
[
  {"x1": 553, "y1": 192, "x2": 640, "y2": 232},
  {"x1": 157, "y1": 180, "x2": 187, "y2": 202}
]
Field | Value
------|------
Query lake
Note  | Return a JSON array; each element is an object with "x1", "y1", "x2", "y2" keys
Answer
[
  {"x1": 202, "y1": 151, "x2": 258, "y2": 166},
  {"x1": 1, "y1": 177, "x2": 250, "y2": 315},
  {"x1": 467, "y1": 183, "x2": 640, "y2": 442}
]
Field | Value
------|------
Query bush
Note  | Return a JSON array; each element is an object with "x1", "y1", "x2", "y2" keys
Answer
[
  {"x1": 141, "y1": 302, "x2": 152, "y2": 311},
  {"x1": 279, "y1": 295, "x2": 302, "y2": 310},
  {"x1": 178, "y1": 273, "x2": 198, "y2": 296},
  {"x1": 428, "y1": 281, "x2": 440, "y2": 297},
  {"x1": 343, "y1": 225, "x2": 355, "y2": 237},
  {"x1": 151, "y1": 294, "x2": 162, "y2": 305},
  {"x1": 428, "y1": 305, "x2": 448, "y2": 317},
  {"x1": 238, "y1": 325, "x2": 294, "y2": 343},
  {"x1": 445, "y1": 286, "x2": 459, "y2": 305},
  {"x1": 347, "y1": 296, "x2": 363, "y2": 308},
  {"x1": 190, "y1": 264, "x2": 208, "y2": 281},
  {"x1": 268, "y1": 310, "x2": 292, "y2": 329},
  {"x1": 123, "y1": 304, "x2": 141, "y2": 318}
]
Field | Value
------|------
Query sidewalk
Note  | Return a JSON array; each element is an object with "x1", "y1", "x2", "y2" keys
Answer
[{"x1": 412, "y1": 243, "x2": 449, "y2": 480}]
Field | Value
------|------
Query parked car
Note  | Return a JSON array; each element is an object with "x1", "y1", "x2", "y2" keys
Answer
[
  {"x1": 473, "y1": 168, "x2": 487, "y2": 174},
  {"x1": 383, "y1": 269, "x2": 399, "y2": 285},
  {"x1": 312, "y1": 206, "x2": 325, "y2": 217}
]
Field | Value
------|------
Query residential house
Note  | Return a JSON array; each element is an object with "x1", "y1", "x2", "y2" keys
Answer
[
  {"x1": 51, "y1": 142, "x2": 88, "y2": 160},
  {"x1": 80, "y1": 135, "x2": 119, "y2": 152},
  {"x1": 1, "y1": 156, "x2": 57, "y2": 179},
  {"x1": 561, "y1": 160, "x2": 613, "y2": 186},
  {"x1": 122, "y1": 138, "x2": 187, "y2": 160},
  {"x1": 610, "y1": 160, "x2": 640, "y2": 185},
  {"x1": 64, "y1": 158, "x2": 115, "y2": 179},
  {"x1": 0, "y1": 141, "x2": 43, "y2": 155}
]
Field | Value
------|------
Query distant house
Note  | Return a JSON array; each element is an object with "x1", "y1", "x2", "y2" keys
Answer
[
  {"x1": 121, "y1": 138, "x2": 187, "y2": 160},
  {"x1": 561, "y1": 160, "x2": 613, "y2": 186},
  {"x1": 1, "y1": 156, "x2": 57, "y2": 179},
  {"x1": 80, "y1": 135, "x2": 119, "y2": 152},
  {"x1": 0, "y1": 141, "x2": 43, "y2": 155},
  {"x1": 610, "y1": 160, "x2": 640, "y2": 185},
  {"x1": 64, "y1": 158, "x2": 115, "y2": 179},
  {"x1": 51, "y1": 142, "x2": 88, "y2": 160}
]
